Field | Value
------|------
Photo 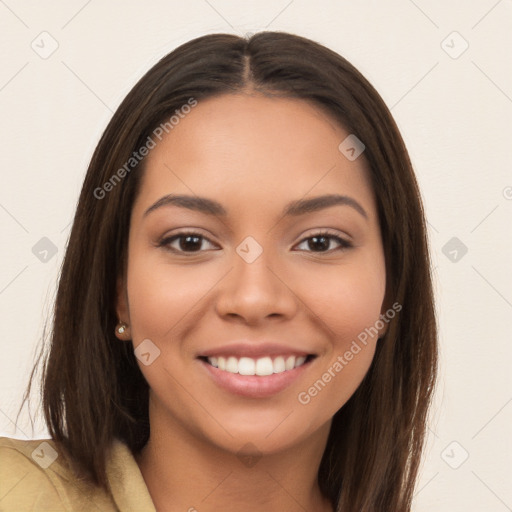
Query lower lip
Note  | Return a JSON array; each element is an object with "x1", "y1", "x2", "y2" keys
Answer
[{"x1": 199, "y1": 358, "x2": 314, "y2": 398}]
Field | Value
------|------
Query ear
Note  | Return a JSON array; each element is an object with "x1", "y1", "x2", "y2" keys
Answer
[
  {"x1": 115, "y1": 275, "x2": 131, "y2": 340},
  {"x1": 377, "y1": 313, "x2": 389, "y2": 339},
  {"x1": 377, "y1": 287, "x2": 392, "y2": 339}
]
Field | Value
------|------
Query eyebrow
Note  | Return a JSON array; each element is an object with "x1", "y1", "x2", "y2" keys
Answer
[{"x1": 143, "y1": 193, "x2": 368, "y2": 219}]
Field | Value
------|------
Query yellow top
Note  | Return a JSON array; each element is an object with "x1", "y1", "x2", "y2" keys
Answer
[{"x1": 0, "y1": 436, "x2": 156, "y2": 511}]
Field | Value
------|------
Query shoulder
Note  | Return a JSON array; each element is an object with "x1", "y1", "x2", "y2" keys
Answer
[
  {"x1": 0, "y1": 436, "x2": 67, "y2": 511},
  {"x1": 0, "y1": 436, "x2": 116, "y2": 512}
]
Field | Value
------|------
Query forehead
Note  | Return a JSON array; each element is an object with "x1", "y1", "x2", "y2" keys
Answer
[{"x1": 133, "y1": 93, "x2": 376, "y2": 220}]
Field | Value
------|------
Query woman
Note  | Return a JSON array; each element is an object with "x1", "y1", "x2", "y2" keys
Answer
[{"x1": 0, "y1": 31, "x2": 437, "y2": 511}]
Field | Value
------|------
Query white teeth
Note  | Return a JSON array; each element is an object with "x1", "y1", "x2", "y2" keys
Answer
[
  {"x1": 256, "y1": 357, "x2": 273, "y2": 376},
  {"x1": 238, "y1": 357, "x2": 255, "y2": 375},
  {"x1": 294, "y1": 356, "x2": 306, "y2": 368},
  {"x1": 273, "y1": 356, "x2": 285, "y2": 373},
  {"x1": 226, "y1": 356, "x2": 238, "y2": 373},
  {"x1": 285, "y1": 356, "x2": 295, "y2": 371},
  {"x1": 205, "y1": 354, "x2": 310, "y2": 375}
]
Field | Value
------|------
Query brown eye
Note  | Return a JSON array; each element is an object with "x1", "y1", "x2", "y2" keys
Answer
[
  {"x1": 158, "y1": 232, "x2": 217, "y2": 253},
  {"x1": 295, "y1": 231, "x2": 352, "y2": 253}
]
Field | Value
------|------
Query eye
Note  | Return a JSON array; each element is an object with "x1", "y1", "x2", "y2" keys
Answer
[
  {"x1": 158, "y1": 231, "x2": 218, "y2": 253},
  {"x1": 157, "y1": 230, "x2": 353, "y2": 255},
  {"x1": 294, "y1": 231, "x2": 353, "y2": 253}
]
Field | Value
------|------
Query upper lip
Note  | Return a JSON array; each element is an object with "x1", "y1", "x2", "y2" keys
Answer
[{"x1": 197, "y1": 342, "x2": 315, "y2": 359}]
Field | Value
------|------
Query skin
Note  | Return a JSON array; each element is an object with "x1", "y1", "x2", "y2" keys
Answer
[{"x1": 115, "y1": 93, "x2": 388, "y2": 512}]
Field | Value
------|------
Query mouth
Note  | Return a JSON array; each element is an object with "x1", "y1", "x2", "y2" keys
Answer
[
  {"x1": 198, "y1": 354, "x2": 317, "y2": 376},
  {"x1": 197, "y1": 351, "x2": 318, "y2": 398}
]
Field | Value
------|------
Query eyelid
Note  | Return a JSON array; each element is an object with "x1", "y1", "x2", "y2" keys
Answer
[
  {"x1": 157, "y1": 228, "x2": 353, "y2": 255},
  {"x1": 296, "y1": 228, "x2": 353, "y2": 244},
  {"x1": 157, "y1": 229, "x2": 219, "y2": 251},
  {"x1": 292, "y1": 229, "x2": 353, "y2": 252}
]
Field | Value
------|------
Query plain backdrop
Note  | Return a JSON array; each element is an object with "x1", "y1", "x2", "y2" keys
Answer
[{"x1": 1, "y1": 1, "x2": 511, "y2": 510}]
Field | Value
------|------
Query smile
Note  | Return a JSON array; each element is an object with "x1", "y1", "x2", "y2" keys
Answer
[
  {"x1": 201, "y1": 354, "x2": 315, "y2": 376},
  {"x1": 198, "y1": 353, "x2": 317, "y2": 398}
]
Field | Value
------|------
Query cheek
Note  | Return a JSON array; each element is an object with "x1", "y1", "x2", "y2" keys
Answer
[
  {"x1": 293, "y1": 256, "x2": 385, "y2": 412},
  {"x1": 296, "y1": 281, "x2": 381, "y2": 419},
  {"x1": 125, "y1": 252, "x2": 220, "y2": 341},
  {"x1": 297, "y1": 342, "x2": 377, "y2": 419},
  {"x1": 297, "y1": 253, "x2": 386, "y2": 343}
]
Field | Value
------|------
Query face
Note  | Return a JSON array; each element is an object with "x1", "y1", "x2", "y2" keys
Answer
[{"x1": 116, "y1": 93, "x2": 387, "y2": 456}]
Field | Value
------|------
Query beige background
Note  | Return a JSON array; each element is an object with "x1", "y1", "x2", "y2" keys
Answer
[{"x1": 1, "y1": 1, "x2": 511, "y2": 510}]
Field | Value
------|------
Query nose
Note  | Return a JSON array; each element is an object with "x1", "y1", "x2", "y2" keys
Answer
[{"x1": 215, "y1": 248, "x2": 299, "y2": 325}]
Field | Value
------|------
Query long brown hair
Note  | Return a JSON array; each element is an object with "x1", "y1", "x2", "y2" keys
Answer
[{"x1": 19, "y1": 31, "x2": 437, "y2": 511}]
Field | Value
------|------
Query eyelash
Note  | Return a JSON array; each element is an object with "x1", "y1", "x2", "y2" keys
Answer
[{"x1": 157, "y1": 230, "x2": 353, "y2": 255}]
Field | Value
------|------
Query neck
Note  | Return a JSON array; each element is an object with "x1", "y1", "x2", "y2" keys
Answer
[{"x1": 135, "y1": 403, "x2": 333, "y2": 512}]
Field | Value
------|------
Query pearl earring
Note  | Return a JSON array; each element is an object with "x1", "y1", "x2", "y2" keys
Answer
[{"x1": 117, "y1": 322, "x2": 128, "y2": 335}]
